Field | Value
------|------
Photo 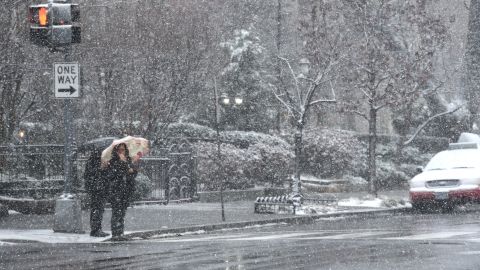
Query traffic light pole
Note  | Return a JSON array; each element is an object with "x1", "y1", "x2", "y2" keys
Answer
[
  {"x1": 53, "y1": 20, "x2": 83, "y2": 234},
  {"x1": 29, "y1": 0, "x2": 83, "y2": 233},
  {"x1": 62, "y1": 45, "x2": 76, "y2": 195},
  {"x1": 49, "y1": 1, "x2": 77, "y2": 195},
  {"x1": 53, "y1": 44, "x2": 83, "y2": 234}
]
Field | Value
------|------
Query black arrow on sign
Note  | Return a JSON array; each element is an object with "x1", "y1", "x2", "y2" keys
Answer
[{"x1": 58, "y1": 86, "x2": 77, "y2": 95}]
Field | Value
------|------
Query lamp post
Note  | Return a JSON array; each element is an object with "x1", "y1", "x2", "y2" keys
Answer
[
  {"x1": 213, "y1": 79, "x2": 243, "y2": 222},
  {"x1": 219, "y1": 93, "x2": 243, "y2": 130},
  {"x1": 291, "y1": 58, "x2": 310, "y2": 212}
]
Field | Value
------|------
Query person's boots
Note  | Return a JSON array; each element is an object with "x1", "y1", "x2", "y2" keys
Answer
[{"x1": 111, "y1": 235, "x2": 129, "y2": 241}]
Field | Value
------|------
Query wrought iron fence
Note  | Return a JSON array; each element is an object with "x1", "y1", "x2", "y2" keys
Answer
[
  {"x1": 0, "y1": 139, "x2": 197, "y2": 202},
  {"x1": 151, "y1": 138, "x2": 197, "y2": 201},
  {"x1": 140, "y1": 157, "x2": 170, "y2": 201}
]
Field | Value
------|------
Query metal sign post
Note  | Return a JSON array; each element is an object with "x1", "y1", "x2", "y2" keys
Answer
[
  {"x1": 53, "y1": 44, "x2": 83, "y2": 234},
  {"x1": 30, "y1": 0, "x2": 83, "y2": 233}
]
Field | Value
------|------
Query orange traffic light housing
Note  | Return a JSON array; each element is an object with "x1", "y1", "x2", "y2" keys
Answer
[
  {"x1": 29, "y1": 5, "x2": 49, "y2": 26},
  {"x1": 29, "y1": 4, "x2": 49, "y2": 46},
  {"x1": 29, "y1": 3, "x2": 81, "y2": 47}
]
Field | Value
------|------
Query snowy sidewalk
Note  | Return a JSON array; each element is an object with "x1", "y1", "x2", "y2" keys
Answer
[{"x1": 0, "y1": 190, "x2": 411, "y2": 244}]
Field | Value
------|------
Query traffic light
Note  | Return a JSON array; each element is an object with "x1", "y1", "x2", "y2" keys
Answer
[
  {"x1": 29, "y1": 3, "x2": 81, "y2": 47},
  {"x1": 29, "y1": 4, "x2": 49, "y2": 46}
]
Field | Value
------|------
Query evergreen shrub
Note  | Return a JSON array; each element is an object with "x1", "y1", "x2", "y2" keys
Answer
[
  {"x1": 132, "y1": 173, "x2": 154, "y2": 201},
  {"x1": 302, "y1": 129, "x2": 365, "y2": 179},
  {"x1": 194, "y1": 140, "x2": 293, "y2": 191},
  {"x1": 165, "y1": 122, "x2": 216, "y2": 139},
  {"x1": 376, "y1": 161, "x2": 410, "y2": 189}
]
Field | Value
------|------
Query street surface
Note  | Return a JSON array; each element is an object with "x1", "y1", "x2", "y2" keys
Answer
[{"x1": 2, "y1": 211, "x2": 480, "y2": 269}]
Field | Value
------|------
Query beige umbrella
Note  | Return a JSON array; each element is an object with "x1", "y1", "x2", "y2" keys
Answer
[{"x1": 101, "y1": 136, "x2": 150, "y2": 167}]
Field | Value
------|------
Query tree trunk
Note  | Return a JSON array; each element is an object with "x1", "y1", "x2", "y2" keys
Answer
[
  {"x1": 275, "y1": 0, "x2": 283, "y2": 133},
  {"x1": 394, "y1": 136, "x2": 406, "y2": 166},
  {"x1": 367, "y1": 106, "x2": 378, "y2": 196},
  {"x1": 292, "y1": 124, "x2": 303, "y2": 197}
]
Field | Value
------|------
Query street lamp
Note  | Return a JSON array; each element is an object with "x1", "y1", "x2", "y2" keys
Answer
[
  {"x1": 220, "y1": 93, "x2": 230, "y2": 105},
  {"x1": 234, "y1": 97, "x2": 243, "y2": 106},
  {"x1": 17, "y1": 128, "x2": 28, "y2": 144},
  {"x1": 219, "y1": 94, "x2": 244, "y2": 130},
  {"x1": 213, "y1": 80, "x2": 244, "y2": 222},
  {"x1": 220, "y1": 94, "x2": 243, "y2": 107},
  {"x1": 213, "y1": 80, "x2": 226, "y2": 222},
  {"x1": 18, "y1": 129, "x2": 26, "y2": 141}
]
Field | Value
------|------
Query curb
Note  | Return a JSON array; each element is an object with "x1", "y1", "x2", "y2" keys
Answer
[{"x1": 106, "y1": 207, "x2": 409, "y2": 242}]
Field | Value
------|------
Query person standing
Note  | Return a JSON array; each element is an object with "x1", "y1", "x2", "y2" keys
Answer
[
  {"x1": 105, "y1": 143, "x2": 138, "y2": 241},
  {"x1": 84, "y1": 149, "x2": 109, "y2": 237}
]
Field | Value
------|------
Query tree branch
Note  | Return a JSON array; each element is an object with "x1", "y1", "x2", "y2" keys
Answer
[
  {"x1": 403, "y1": 106, "x2": 463, "y2": 146},
  {"x1": 277, "y1": 56, "x2": 302, "y2": 103},
  {"x1": 309, "y1": 81, "x2": 337, "y2": 106},
  {"x1": 269, "y1": 83, "x2": 298, "y2": 118}
]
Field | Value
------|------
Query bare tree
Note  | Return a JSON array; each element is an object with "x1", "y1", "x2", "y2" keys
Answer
[
  {"x1": 0, "y1": 2, "x2": 39, "y2": 144},
  {"x1": 340, "y1": 0, "x2": 449, "y2": 195},
  {"x1": 271, "y1": 55, "x2": 337, "y2": 199},
  {"x1": 269, "y1": 0, "x2": 351, "y2": 200},
  {"x1": 76, "y1": 1, "x2": 211, "y2": 141},
  {"x1": 133, "y1": 1, "x2": 211, "y2": 141}
]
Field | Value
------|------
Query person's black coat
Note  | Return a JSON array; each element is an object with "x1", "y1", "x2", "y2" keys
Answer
[
  {"x1": 84, "y1": 150, "x2": 108, "y2": 195},
  {"x1": 105, "y1": 149, "x2": 137, "y2": 207}
]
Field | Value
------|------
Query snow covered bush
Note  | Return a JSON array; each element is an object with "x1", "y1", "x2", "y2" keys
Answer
[
  {"x1": 194, "y1": 139, "x2": 293, "y2": 191},
  {"x1": 376, "y1": 144, "x2": 396, "y2": 160},
  {"x1": 375, "y1": 143, "x2": 433, "y2": 188},
  {"x1": 160, "y1": 123, "x2": 290, "y2": 149},
  {"x1": 397, "y1": 146, "x2": 433, "y2": 166},
  {"x1": 248, "y1": 143, "x2": 294, "y2": 187},
  {"x1": 376, "y1": 161, "x2": 409, "y2": 189},
  {"x1": 150, "y1": 123, "x2": 294, "y2": 190},
  {"x1": 131, "y1": 173, "x2": 154, "y2": 201},
  {"x1": 302, "y1": 129, "x2": 366, "y2": 179},
  {"x1": 223, "y1": 130, "x2": 292, "y2": 149},
  {"x1": 343, "y1": 175, "x2": 368, "y2": 191},
  {"x1": 194, "y1": 142, "x2": 258, "y2": 190},
  {"x1": 163, "y1": 122, "x2": 216, "y2": 139}
]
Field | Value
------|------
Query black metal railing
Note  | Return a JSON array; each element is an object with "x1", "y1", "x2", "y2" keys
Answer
[{"x1": 0, "y1": 142, "x2": 197, "y2": 202}]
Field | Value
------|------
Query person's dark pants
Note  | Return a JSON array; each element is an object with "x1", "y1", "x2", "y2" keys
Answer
[
  {"x1": 111, "y1": 197, "x2": 128, "y2": 237},
  {"x1": 89, "y1": 192, "x2": 107, "y2": 233}
]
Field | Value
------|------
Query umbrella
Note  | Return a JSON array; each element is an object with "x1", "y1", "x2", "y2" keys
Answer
[
  {"x1": 101, "y1": 136, "x2": 150, "y2": 166},
  {"x1": 78, "y1": 137, "x2": 117, "y2": 153}
]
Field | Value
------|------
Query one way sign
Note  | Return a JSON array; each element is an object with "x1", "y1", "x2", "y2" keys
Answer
[{"x1": 54, "y1": 63, "x2": 80, "y2": 98}]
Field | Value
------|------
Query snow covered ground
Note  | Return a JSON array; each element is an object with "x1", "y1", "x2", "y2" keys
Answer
[
  {"x1": 0, "y1": 192, "x2": 410, "y2": 244},
  {"x1": 0, "y1": 229, "x2": 110, "y2": 244},
  {"x1": 298, "y1": 195, "x2": 410, "y2": 215}
]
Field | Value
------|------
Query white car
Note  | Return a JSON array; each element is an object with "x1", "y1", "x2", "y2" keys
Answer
[{"x1": 409, "y1": 142, "x2": 480, "y2": 210}]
